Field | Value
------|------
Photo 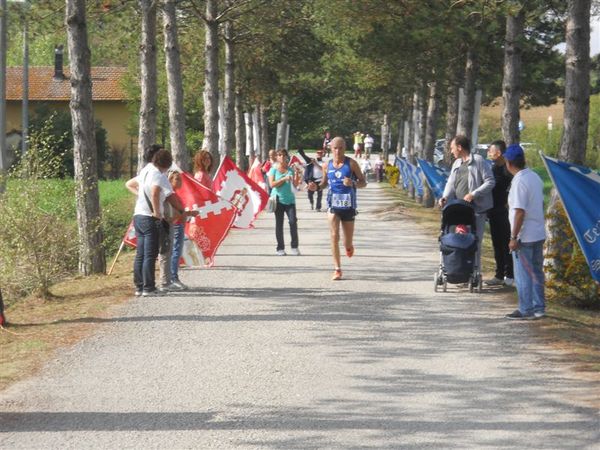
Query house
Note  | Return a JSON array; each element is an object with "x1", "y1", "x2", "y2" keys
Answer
[{"x1": 6, "y1": 46, "x2": 135, "y2": 168}]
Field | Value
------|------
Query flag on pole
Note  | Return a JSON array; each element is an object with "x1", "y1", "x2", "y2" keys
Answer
[
  {"x1": 248, "y1": 157, "x2": 267, "y2": 190},
  {"x1": 394, "y1": 156, "x2": 410, "y2": 190},
  {"x1": 417, "y1": 158, "x2": 448, "y2": 199},
  {"x1": 213, "y1": 156, "x2": 269, "y2": 228},
  {"x1": 541, "y1": 154, "x2": 600, "y2": 283},
  {"x1": 177, "y1": 172, "x2": 237, "y2": 267},
  {"x1": 122, "y1": 221, "x2": 137, "y2": 248},
  {"x1": 406, "y1": 161, "x2": 424, "y2": 196}
]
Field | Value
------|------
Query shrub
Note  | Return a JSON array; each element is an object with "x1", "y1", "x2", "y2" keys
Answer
[{"x1": 545, "y1": 204, "x2": 600, "y2": 308}]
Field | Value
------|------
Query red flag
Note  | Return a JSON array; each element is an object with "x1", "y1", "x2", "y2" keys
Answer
[
  {"x1": 213, "y1": 156, "x2": 269, "y2": 228},
  {"x1": 289, "y1": 154, "x2": 303, "y2": 166},
  {"x1": 248, "y1": 157, "x2": 267, "y2": 190},
  {"x1": 177, "y1": 172, "x2": 237, "y2": 266},
  {"x1": 122, "y1": 221, "x2": 137, "y2": 248}
]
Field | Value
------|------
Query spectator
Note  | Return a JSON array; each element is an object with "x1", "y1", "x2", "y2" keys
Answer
[
  {"x1": 268, "y1": 149, "x2": 302, "y2": 256},
  {"x1": 504, "y1": 144, "x2": 546, "y2": 320},
  {"x1": 374, "y1": 154, "x2": 385, "y2": 182},
  {"x1": 193, "y1": 149, "x2": 214, "y2": 190},
  {"x1": 299, "y1": 148, "x2": 325, "y2": 211},
  {"x1": 485, "y1": 140, "x2": 515, "y2": 287},
  {"x1": 439, "y1": 135, "x2": 495, "y2": 273},
  {"x1": 364, "y1": 134, "x2": 375, "y2": 158},
  {"x1": 125, "y1": 148, "x2": 186, "y2": 297}
]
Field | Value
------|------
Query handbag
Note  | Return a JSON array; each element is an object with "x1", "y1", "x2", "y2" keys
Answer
[{"x1": 267, "y1": 194, "x2": 278, "y2": 213}]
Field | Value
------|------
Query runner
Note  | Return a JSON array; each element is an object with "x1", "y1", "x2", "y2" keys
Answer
[{"x1": 308, "y1": 136, "x2": 367, "y2": 280}]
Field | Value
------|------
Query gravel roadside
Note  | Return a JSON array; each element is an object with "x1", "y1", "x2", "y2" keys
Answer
[{"x1": 1, "y1": 182, "x2": 599, "y2": 449}]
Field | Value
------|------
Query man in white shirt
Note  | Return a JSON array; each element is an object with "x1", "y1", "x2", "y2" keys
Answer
[
  {"x1": 364, "y1": 134, "x2": 374, "y2": 158},
  {"x1": 503, "y1": 144, "x2": 546, "y2": 320}
]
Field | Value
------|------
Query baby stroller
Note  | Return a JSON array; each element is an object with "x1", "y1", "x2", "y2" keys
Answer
[{"x1": 434, "y1": 200, "x2": 482, "y2": 293}]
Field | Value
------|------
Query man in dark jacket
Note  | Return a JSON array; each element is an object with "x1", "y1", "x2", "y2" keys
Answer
[
  {"x1": 299, "y1": 148, "x2": 325, "y2": 211},
  {"x1": 485, "y1": 140, "x2": 514, "y2": 286}
]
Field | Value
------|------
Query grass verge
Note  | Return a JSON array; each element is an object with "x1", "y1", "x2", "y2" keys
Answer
[{"x1": 0, "y1": 251, "x2": 135, "y2": 391}]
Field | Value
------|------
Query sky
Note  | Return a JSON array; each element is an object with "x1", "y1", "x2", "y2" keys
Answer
[{"x1": 591, "y1": 15, "x2": 600, "y2": 56}]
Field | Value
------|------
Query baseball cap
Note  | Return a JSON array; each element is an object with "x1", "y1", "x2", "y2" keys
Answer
[{"x1": 504, "y1": 144, "x2": 524, "y2": 161}]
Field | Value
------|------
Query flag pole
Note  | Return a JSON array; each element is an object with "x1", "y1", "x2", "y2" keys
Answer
[{"x1": 107, "y1": 241, "x2": 125, "y2": 276}]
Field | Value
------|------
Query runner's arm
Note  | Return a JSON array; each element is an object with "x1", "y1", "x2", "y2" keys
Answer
[{"x1": 349, "y1": 159, "x2": 367, "y2": 188}]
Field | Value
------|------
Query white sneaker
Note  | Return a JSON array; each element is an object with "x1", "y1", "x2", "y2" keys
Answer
[
  {"x1": 484, "y1": 277, "x2": 504, "y2": 286},
  {"x1": 290, "y1": 248, "x2": 301, "y2": 256},
  {"x1": 169, "y1": 280, "x2": 188, "y2": 291},
  {"x1": 276, "y1": 250, "x2": 286, "y2": 256},
  {"x1": 504, "y1": 277, "x2": 515, "y2": 287}
]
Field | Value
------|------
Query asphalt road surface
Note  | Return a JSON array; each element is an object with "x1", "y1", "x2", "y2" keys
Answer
[{"x1": 1, "y1": 182, "x2": 599, "y2": 449}]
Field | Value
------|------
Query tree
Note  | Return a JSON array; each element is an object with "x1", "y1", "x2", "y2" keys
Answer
[
  {"x1": 501, "y1": 6, "x2": 525, "y2": 145},
  {"x1": 65, "y1": 0, "x2": 106, "y2": 274},
  {"x1": 162, "y1": 0, "x2": 190, "y2": 171},
  {"x1": 138, "y1": 0, "x2": 158, "y2": 170},
  {"x1": 546, "y1": 0, "x2": 592, "y2": 277}
]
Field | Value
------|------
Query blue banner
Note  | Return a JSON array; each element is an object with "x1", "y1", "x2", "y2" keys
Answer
[
  {"x1": 406, "y1": 161, "x2": 424, "y2": 196},
  {"x1": 394, "y1": 156, "x2": 410, "y2": 190},
  {"x1": 542, "y1": 155, "x2": 600, "y2": 283},
  {"x1": 417, "y1": 158, "x2": 448, "y2": 199}
]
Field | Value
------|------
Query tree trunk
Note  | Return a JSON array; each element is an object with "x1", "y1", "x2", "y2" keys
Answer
[
  {"x1": 501, "y1": 9, "x2": 525, "y2": 146},
  {"x1": 66, "y1": 0, "x2": 106, "y2": 275},
  {"x1": 259, "y1": 103, "x2": 269, "y2": 161},
  {"x1": 223, "y1": 13, "x2": 235, "y2": 158},
  {"x1": 444, "y1": 83, "x2": 459, "y2": 167},
  {"x1": 203, "y1": 0, "x2": 220, "y2": 173},
  {"x1": 546, "y1": 0, "x2": 591, "y2": 276},
  {"x1": 276, "y1": 96, "x2": 288, "y2": 150},
  {"x1": 137, "y1": 0, "x2": 157, "y2": 171},
  {"x1": 235, "y1": 90, "x2": 246, "y2": 170},
  {"x1": 424, "y1": 81, "x2": 439, "y2": 162},
  {"x1": 162, "y1": 0, "x2": 189, "y2": 171},
  {"x1": 410, "y1": 91, "x2": 419, "y2": 165},
  {"x1": 417, "y1": 88, "x2": 427, "y2": 160},
  {"x1": 244, "y1": 110, "x2": 255, "y2": 162},
  {"x1": 381, "y1": 113, "x2": 390, "y2": 161},
  {"x1": 457, "y1": 49, "x2": 478, "y2": 140},
  {"x1": 396, "y1": 116, "x2": 404, "y2": 157}
]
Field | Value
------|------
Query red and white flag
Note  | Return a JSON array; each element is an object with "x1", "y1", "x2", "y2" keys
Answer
[
  {"x1": 213, "y1": 156, "x2": 269, "y2": 228},
  {"x1": 248, "y1": 157, "x2": 267, "y2": 190},
  {"x1": 122, "y1": 221, "x2": 137, "y2": 248},
  {"x1": 177, "y1": 172, "x2": 237, "y2": 267}
]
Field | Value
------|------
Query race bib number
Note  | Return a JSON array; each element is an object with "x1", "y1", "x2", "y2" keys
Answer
[{"x1": 331, "y1": 193, "x2": 352, "y2": 208}]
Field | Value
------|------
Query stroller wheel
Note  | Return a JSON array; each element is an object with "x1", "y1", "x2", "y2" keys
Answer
[
  {"x1": 477, "y1": 274, "x2": 483, "y2": 293},
  {"x1": 469, "y1": 276, "x2": 474, "y2": 293},
  {"x1": 443, "y1": 276, "x2": 448, "y2": 292},
  {"x1": 434, "y1": 273, "x2": 439, "y2": 292}
]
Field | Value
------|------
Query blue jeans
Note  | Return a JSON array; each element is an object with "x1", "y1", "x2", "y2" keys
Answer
[
  {"x1": 512, "y1": 240, "x2": 545, "y2": 315},
  {"x1": 133, "y1": 215, "x2": 160, "y2": 291},
  {"x1": 170, "y1": 223, "x2": 185, "y2": 282},
  {"x1": 274, "y1": 202, "x2": 298, "y2": 251}
]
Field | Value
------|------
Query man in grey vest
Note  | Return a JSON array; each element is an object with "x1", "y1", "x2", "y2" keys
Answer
[{"x1": 439, "y1": 135, "x2": 495, "y2": 273}]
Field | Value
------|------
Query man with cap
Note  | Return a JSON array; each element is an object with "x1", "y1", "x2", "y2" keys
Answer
[
  {"x1": 439, "y1": 135, "x2": 495, "y2": 274},
  {"x1": 503, "y1": 144, "x2": 546, "y2": 320},
  {"x1": 485, "y1": 140, "x2": 515, "y2": 287}
]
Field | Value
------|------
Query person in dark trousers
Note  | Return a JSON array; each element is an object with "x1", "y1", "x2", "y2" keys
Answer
[
  {"x1": 485, "y1": 140, "x2": 515, "y2": 287},
  {"x1": 299, "y1": 148, "x2": 325, "y2": 211}
]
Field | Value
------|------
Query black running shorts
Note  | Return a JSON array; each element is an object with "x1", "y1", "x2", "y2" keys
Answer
[{"x1": 329, "y1": 208, "x2": 356, "y2": 222}]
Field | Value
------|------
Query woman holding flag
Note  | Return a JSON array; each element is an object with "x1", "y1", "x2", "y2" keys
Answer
[{"x1": 268, "y1": 149, "x2": 302, "y2": 256}]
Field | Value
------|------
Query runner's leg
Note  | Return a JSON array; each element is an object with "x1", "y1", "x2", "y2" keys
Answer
[
  {"x1": 341, "y1": 219, "x2": 355, "y2": 255},
  {"x1": 328, "y1": 212, "x2": 342, "y2": 269}
]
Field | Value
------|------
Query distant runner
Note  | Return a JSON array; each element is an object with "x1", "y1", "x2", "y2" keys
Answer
[{"x1": 308, "y1": 136, "x2": 367, "y2": 280}]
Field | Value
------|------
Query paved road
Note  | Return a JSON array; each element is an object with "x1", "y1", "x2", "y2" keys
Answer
[{"x1": 1, "y1": 183, "x2": 599, "y2": 449}]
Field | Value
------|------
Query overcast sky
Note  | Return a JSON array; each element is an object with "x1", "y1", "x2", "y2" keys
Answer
[{"x1": 592, "y1": 15, "x2": 600, "y2": 56}]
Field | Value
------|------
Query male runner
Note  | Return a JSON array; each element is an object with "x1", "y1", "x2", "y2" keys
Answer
[{"x1": 308, "y1": 136, "x2": 367, "y2": 280}]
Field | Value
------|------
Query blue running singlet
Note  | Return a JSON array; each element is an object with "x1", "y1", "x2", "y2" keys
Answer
[{"x1": 327, "y1": 157, "x2": 357, "y2": 210}]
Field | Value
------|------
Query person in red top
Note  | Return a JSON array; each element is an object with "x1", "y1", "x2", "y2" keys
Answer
[{"x1": 193, "y1": 149, "x2": 214, "y2": 190}]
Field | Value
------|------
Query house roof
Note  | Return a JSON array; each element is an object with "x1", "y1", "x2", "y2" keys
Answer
[{"x1": 6, "y1": 66, "x2": 129, "y2": 101}]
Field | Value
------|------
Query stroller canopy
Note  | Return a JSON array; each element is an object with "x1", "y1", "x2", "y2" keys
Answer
[{"x1": 441, "y1": 200, "x2": 476, "y2": 228}]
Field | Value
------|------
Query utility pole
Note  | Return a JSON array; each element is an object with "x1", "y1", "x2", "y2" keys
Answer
[
  {"x1": 21, "y1": 0, "x2": 28, "y2": 155},
  {"x1": 0, "y1": 0, "x2": 8, "y2": 194}
]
